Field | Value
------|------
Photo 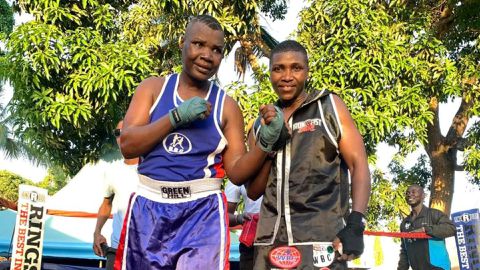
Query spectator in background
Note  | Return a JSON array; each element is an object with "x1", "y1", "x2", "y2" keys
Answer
[
  {"x1": 397, "y1": 184, "x2": 456, "y2": 270},
  {"x1": 225, "y1": 180, "x2": 262, "y2": 270},
  {"x1": 93, "y1": 120, "x2": 139, "y2": 270}
]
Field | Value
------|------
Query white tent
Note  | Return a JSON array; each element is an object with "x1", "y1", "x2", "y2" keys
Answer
[{"x1": 44, "y1": 158, "x2": 128, "y2": 246}]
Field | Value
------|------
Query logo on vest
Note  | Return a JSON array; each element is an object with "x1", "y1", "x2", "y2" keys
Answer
[
  {"x1": 312, "y1": 243, "x2": 335, "y2": 267},
  {"x1": 269, "y1": 246, "x2": 302, "y2": 269},
  {"x1": 163, "y1": 133, "x2": 192, "y2": 154},
  {"x1": 405, "y1": 221, "x2": 411, "y2": 230},
  {"x1": 292, "y1": 118, "x2": 322, "y2": 133},
  {"x1": 161, "y1": 186, "x2": 191, "y2": 199}
]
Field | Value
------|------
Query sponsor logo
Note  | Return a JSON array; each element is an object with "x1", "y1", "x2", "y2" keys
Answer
[
  {"x1": 163, "y1": 133, "x2": 192, "y2": 154},
  {"x1": 160, "y1": 186, "x2": 191, "y2": 199},
  {"x1": 453, "y1": 212, "x2": 479, "y2": 223},
  {"x1": 292, "y1": 118, "x2": 322, "y2": 133},
  {"x1": 269, "y1": 246, "x2": 302, "y2": 269},
  {"x1": 313, "y1": 243, "x2": 335, "y2": 267}
]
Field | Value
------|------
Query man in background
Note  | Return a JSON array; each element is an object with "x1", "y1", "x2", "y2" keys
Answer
[
  {"x1": 93, "y1": 120, "x2": 139, "y2": 270},
  {"x1": 225, "y1": 180, "x2": 262, "y2": 270},
  {"x1": 397, "y1": 184, "x2": 456, "y2": 270}
]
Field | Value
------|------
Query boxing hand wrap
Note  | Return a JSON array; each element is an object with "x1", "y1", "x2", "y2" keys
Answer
[
  {"x1": 271, "y1": 124, "x2": 291, "y2": 152},
  {"x1": 336, "y1": 211, "x2": 366, "y2": 256},
  {"x1": 169, "y1": 96, "x2": 207, "y2": 129},
  {"x1": 257, "y1": 106, "x2": 289, "y2": 153}
]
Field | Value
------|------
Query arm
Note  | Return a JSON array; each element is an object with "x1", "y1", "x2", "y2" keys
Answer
[
  {"x1": 120, "y1": 77, "x2": 174, "y2": 158},
  {"x1": 225, "y1": 182, "x2": 254, "y2": 226},
  {"x1": 397, "y1": 239, "x2": 410, "y2": 270},
  {"x1": 333, "y1": 95, "x2": 371, "y2": 260},
  {"x1": 245, "y1": 130, "x2": 273, "y2": 200},
  {"x1": 93, "y1": 196, "x2": 113, "y2": 257},
  {"x1": 221, "y1": 97, "x2": 270, "y2": 185},
  {"x1": 227, "y1": 202, "x2": 242, "y2": 226},
  {"x1": 334, "y1": 95, "x2": 371, "y2": 214},
  {"x1": 425, "y1": 209, "x2": 456, "y2": 238}
]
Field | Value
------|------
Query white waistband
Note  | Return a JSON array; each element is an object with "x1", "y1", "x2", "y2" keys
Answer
[{"x1": 137, "y1": 175, "x2": 223, "y2": 203}]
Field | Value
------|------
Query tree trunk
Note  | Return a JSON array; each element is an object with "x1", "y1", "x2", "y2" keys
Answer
[
  {"x1": 239, "y1": 38, "x2": 263, "y2": 80},
  {"x1": 425, "y1": 97, "x2": 472, "y2": 215},
  {"x1": 429, "y1": 146, "x2": 456, "y2": 215}
]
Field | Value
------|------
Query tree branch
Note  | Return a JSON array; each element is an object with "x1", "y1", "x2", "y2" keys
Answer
[
  {"x1": 445, "y1": 97, "x2": 473, "y2": 146},
  {"x1": 455, "y1": 138, "x2": 470, "y2": 151},
  {"x1": 425, "y1": 96, "x2": 443, "y2": 154},
  {"x1": 434, "y1": 1, "x2": 454, "y2": 38},
  {"x1": 455, "y1": 164, "x2": 464, "y2": 171}
]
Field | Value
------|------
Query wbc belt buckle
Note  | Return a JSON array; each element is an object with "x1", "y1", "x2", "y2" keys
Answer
[
  {"x1": 312, "y1": 243, "x2": 335, "y2": 268},
  {"x1": 160, "y1": 186, "x2": 191, "y2": 199},
  {"x1": 269, "y1": 246, "x2": 302, "y2": 269}
]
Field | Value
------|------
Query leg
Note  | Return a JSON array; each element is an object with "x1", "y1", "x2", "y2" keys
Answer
[
  {"x1": 239, "y1": 243, "x2": 254, "y2": 270},
  {"x1": 176, "y1": 193, "x2": 230, "y2": 270}
]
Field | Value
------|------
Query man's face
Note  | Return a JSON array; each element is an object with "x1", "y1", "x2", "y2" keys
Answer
[
  {"x1": 181, "y1": 22, "x2": 224, "y2": 81},
  {"x1": 269, "y1": 51, "x2": 308, "y2": 103},
  {"x1": 405, "y1": 186, "x2": 424, "y2": 207}
]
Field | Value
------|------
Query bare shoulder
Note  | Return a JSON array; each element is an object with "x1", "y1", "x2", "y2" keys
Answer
[
  {"x1": 136, "y1": 76, "x2": 166, "y2": 102},
  {"x1": 222, "y1": 95, "x2": 243, "y2": 125},
  {"x1": 124, "y1": 76, "x2": 166, "y2": 127},
  {"x1": 223, "y1": 95, "x2": 241, "y2": 111},
  {"x1": 331, "y1": 94, "x2": 348, "y2": 110}
]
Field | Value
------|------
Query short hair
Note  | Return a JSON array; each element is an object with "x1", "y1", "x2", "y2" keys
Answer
[
  {"x1": 188, "y1": 14, "x2": 223, "y2": 31},
  {"x1": 270, "y1": 40, "x2": 308, "y2": 63},
  {"x1": 407, "y1": 184, "x2": 425, "y2": 193}
]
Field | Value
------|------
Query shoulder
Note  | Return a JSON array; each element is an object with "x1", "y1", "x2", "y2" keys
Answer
[
  {"x1": 223, "y1": 94, "x2": 240, "y2": 109},
  {"x1": 137, "y1": 76, "x2": 165, "y2": 89},
  {"x1": 427, "y1": 207, "x2": 448, "y2": 217},
  {"x1": 136, "y1": 76, "x2": 166, "y2": 97},
  {"x1": 221, "y1": 95, "x2": 242, "y2": 124}
]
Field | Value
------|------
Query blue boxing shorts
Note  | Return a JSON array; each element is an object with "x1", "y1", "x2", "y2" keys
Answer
[{"x1": 114, "y1": 176, "x2": 230, "y2": 270}]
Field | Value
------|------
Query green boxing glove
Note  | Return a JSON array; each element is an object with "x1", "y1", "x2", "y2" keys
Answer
[
  {"x1": 169, "y1": 96, "x2": 207, "y2": 129},
  {"x1": 257, "y1": 106, "x2": 289, "y2": 153}
]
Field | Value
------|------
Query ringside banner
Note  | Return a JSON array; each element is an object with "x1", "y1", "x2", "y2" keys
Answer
[
  {"x1": 451, "y1": 208, "x2": 480, "y2": 270},
  {"x1": 10, "y1": 185, "x2": 48, "y2": 270}
]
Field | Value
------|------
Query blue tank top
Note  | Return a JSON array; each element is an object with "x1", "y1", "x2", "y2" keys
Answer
[{"x1": 138, "y1": 74, "x2": 227, "y2": 181}]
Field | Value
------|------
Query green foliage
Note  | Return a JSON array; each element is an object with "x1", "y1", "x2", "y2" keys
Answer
[
  {"x1": 439, "y1": 0, "x2": 480, "y2": 60},
  {"x1": 0, "y1": 0, "x2": 14, "y2": 38},
  {"x1": 3, "y1": 0, "x2": 155, "y2": 174},
  {"x1": 37, "y1": 165, "x2": 69, "y2": 195},
  {"x1": 2, "y1": 0, "x2": 287, "y2": 175},
  {"x1": 297, "y1": 0, "x2": 480, "y2": 214},
  {"x1": 226, "y1": 65, "x2": 277, "y2": 132},
  {"x1": 464, "y1": 121, "x2": 480, "y2": 184},
  {"x1": 4, "y1": 22, "x2": 154, "y2": 173},
  {"x1": 297, "y1": 0, "x2": 458, "y2": 155},
  {"x1": 0, "y1": 170, "x2": 35, "y2": 201},
  {"x1": 259, "y1": 0, "x2": 287, "y2": 21},
  {"x1": 389, "y1": 154, "x2": 432, "y2": 189},
  {"x1": 367, "y1": 169, "x2": 409, "y2": 232}
]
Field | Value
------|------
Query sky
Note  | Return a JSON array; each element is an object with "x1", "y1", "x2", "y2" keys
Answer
[{"x1": 0, "y1": 0, "x2": 477, "y2": 209}]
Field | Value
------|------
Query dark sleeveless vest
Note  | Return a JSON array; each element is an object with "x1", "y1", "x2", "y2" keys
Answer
[{"x1": 254, "y1": 90, "x2": 350, "y2": 245}]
